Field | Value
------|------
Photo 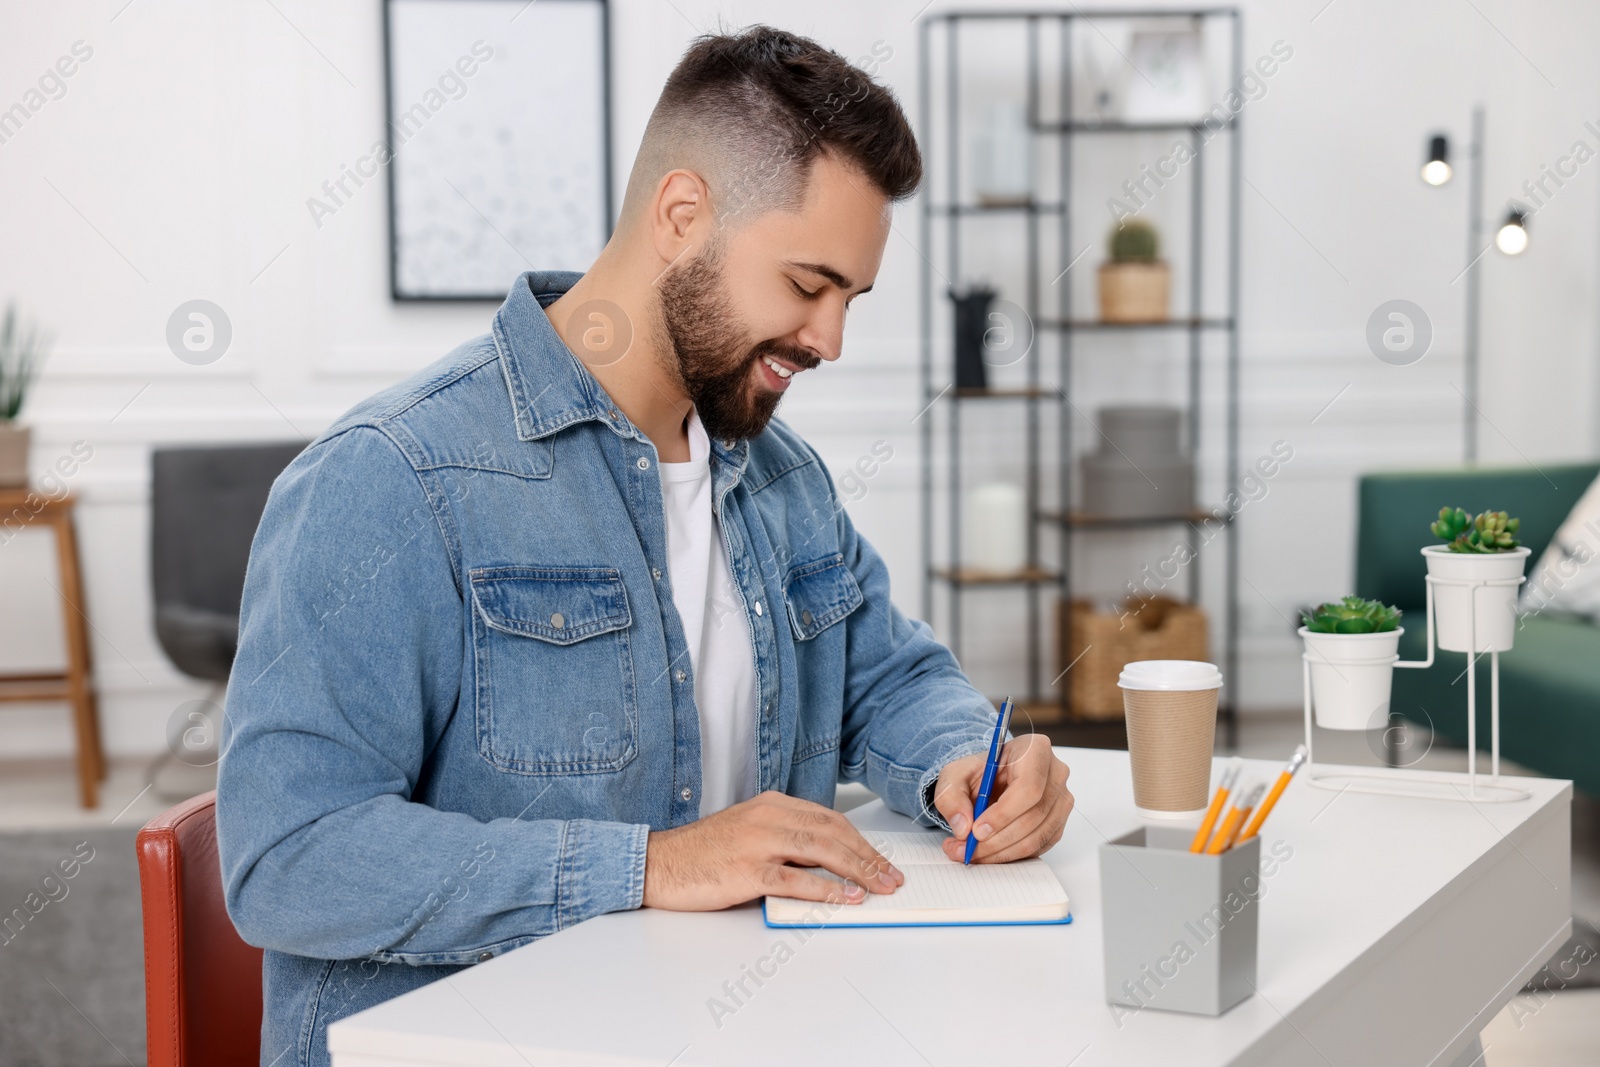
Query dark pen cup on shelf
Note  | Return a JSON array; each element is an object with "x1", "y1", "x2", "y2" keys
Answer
[{"x1": 948, "y1": 285, "x2": 996, "y2": 391}]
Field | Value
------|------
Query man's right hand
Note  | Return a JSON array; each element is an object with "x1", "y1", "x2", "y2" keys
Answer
[{"x1": 641, "y1": 790, "x2": 904, "y2": 910}]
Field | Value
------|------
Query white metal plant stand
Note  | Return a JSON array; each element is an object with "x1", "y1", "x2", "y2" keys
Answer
[{"x1": 1301, "y1": 568, "x2": 1531, "y2": 803}]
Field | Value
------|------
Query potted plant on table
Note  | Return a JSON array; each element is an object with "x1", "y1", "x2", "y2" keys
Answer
[
  {"x1": 1424, "y1": 507, "x2": 1530, "y2": 653},
  {"x1": 0, "y1": 302, "x2": 51, "y2": 488},
  {"x1": 1097, "y1": 218, "x2": 1170, "y2": 323},
  {"x1": 1299, "y1": 597, "x2": 1404, "y2": 730}
]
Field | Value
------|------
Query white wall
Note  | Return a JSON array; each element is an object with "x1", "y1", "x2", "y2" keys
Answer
[{"x1": 1, "y1": 0, "x2": 1596, "y2": 760}]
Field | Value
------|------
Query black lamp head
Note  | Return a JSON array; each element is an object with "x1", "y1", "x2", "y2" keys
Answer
[
  {"x1": 1495, "y1": 206, "x2": 1529, "y2": 255},
  {"x1": 1422, "y1": 134, "x2": 1452, "y2": 186}
]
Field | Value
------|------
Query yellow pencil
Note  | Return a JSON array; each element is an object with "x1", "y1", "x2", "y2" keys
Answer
[
  {"x1": 1190, "y1": 758, "x2": 1243, "y2": 853},
  {"x1": 1205, "y1": 783, "x2": 1264, "y2": 855},
  {"x1": 1237, "y1": 744, "x2": 1307, "y2": 844}
]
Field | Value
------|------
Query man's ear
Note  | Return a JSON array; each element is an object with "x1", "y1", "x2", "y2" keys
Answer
[{"x1": 650, "y1": 168, "x2": 711, "y2": 267}]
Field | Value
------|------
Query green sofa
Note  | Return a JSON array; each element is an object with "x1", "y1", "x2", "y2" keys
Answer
[{"x1": 1354, "y1": 463, "x2": 1600, "y2": 797}]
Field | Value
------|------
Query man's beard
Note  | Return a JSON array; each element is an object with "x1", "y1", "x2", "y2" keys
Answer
[{"x1": 655, "y1": 236, "x2": 819, "y2": 442}]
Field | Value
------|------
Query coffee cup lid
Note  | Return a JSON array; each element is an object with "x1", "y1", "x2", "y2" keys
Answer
[{"x1": 1117, "y1": 660, "x2": 1224, "y2": 691}]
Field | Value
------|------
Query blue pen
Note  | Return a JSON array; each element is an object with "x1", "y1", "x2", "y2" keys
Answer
[{"x1": 964, "y1": 697, "x2": 1014, "y2": 865}]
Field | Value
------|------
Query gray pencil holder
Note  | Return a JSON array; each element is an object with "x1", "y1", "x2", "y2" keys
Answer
[{"x1": 1100, "y1": 825, "x2": 1260, "y2": 1017}]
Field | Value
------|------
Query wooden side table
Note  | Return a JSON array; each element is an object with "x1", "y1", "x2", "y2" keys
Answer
[{"x1": 0, "y1": 488, "x2": 106, "y2": 807}]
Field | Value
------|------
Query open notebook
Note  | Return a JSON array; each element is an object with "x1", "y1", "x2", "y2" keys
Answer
[{"x1": 762, "y1": 830, "x2": 1072, "y2": 928}]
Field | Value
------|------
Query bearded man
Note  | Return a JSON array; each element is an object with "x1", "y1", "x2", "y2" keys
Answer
[{"x1": 217, "y1": 25, "x2": 1073, "y2": 1067}]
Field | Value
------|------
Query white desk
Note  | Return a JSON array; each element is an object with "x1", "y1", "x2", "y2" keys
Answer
[{"x1": 329, "y1": 747, "x2": 1571, "y2": 1067}]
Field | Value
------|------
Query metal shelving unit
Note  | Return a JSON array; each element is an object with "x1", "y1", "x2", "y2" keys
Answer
[{"x1": 917, "y1": 8, "x2": 1242, "y2": 749}]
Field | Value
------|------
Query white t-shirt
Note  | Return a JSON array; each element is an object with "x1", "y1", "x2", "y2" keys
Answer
[{"x1": 657, "y1": 409, "x2": 759, "y2": 818}]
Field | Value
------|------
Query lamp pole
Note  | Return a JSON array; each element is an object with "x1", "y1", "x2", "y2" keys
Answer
[{"x1": 1463, "y1": 105, "x2": 1484, "y2": 465}]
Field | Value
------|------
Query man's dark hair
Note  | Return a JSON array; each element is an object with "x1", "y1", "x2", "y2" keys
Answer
[{"x1": 620, "y1": 25, "x2": 922, "y2": 227}]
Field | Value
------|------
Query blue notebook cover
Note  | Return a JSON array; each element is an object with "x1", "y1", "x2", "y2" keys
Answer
[{"x1": 761, "y1": 901, "x2": 1073, "y2": 929}]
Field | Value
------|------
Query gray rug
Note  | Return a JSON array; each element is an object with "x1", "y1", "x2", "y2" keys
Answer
[{"x1": 0, "y1": 828, "x2": 146, "y2": 1067}]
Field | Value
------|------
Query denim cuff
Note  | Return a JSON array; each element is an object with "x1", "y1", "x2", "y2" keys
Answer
[
  {"x1": 914, "y1": 734, "x2": 1009, "y2": 832},
  {"x1": 555, "y1": 819, "x2": 650, "y2": 930}
]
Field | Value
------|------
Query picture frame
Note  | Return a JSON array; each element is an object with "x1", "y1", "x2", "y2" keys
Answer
[{"x1": 382, "y1": 0, "x2": 612, "y2": 302}]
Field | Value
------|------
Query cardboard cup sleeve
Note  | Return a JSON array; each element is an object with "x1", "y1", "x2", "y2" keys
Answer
[{"x1": 1123, "y1": 688, "x2": 1219, "y2": 814}]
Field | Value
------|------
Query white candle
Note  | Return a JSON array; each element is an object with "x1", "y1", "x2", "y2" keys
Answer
[{"x1": 964, "y1": 482, "x2": 1027, "y2": 574}]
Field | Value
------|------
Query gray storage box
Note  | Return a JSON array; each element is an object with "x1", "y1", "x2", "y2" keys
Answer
[
  {"x1": 1081, "y1": 405, "x2": 1194, "y2": 518},
  {"x1": 1100, "y1": 825, "x2": 1259, "y2": 1016},
  {"x1": 1099, "y1": 405, "x2": 1183, "y2": 461},
  {"x1": 1081, "y1": 454, "x2": 1195, "y2": 518}
]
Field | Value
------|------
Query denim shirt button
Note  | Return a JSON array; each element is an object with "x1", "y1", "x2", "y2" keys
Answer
[
  {"x1": 636, "y1": 457, "x2": 650, "y2": 470},
  {"x1": 681, "y1": 787, "x2": 693, "y2": 801},
  {"x1": 652, "y1": 567, "x2": 662, "y2": 580},
  {"x1": 477, "y1": 951, "x2": 493, "y2": 962},
  {"x1": 801, "y1": 609, "x2": 813, "y2": 626},
  {"x1": 754, "y1": 600, "x2": 763, "y2": 616},
  {"x1": 674, "y1": 669, "x2": 686, "y2": 683},
  {"x1": 549, "y1": 612, "x2": 564, "y2": 629}
]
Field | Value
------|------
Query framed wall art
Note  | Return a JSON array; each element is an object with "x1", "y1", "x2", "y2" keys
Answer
[{"x1": 382, "y1": 0, "x2": 612, "y2": 301}]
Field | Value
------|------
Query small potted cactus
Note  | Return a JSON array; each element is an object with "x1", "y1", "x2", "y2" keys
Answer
[
  {"x1": 1423, "y1": 507, "x2": 1531, "y2": 653},
  {"x1": 1298, "y1": 597, "x2": 1404, "y2": 730},
  {"x1": 1097, "y1": 218, "x2": 1169, "y2": 323}
]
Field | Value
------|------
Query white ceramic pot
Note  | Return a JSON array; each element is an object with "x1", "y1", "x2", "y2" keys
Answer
[
  {"x1": 1422, "y1": 545, "x2": 1531, "y2": 653},
  {"x1": 1300, "y1": 626, "x2": 1402, "y2": 731}
]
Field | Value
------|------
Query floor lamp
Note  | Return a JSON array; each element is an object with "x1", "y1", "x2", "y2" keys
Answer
[{"x1": 1422, "y1": 106, "x2": 1529, "y2": 464}]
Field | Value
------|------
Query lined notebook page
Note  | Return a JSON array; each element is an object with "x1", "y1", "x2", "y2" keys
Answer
[
  {"x1": 863, "y1": 831, "x2": 952, "y2": 867},
  {"x1": 764, "y1": 831, "x2": 1069, "y2": 925}
]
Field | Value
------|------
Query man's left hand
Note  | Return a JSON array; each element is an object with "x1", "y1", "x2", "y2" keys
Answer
[{"x1": 931, "y1": 733, "x2": 1073, "y2": 863}]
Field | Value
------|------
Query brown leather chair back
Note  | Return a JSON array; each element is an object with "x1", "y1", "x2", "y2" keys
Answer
[{"x1": 137, "y1": 790, "x2": 263, "y2": 1067}]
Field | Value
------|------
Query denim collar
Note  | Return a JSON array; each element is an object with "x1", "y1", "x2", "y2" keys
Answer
[{"x1": 491, "y1": 270, "x2": 748, "y2": 472}]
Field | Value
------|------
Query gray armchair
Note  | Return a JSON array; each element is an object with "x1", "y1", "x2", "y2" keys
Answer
[{"x1": 150, "y1": 442, "x2": 306, "y2": 681}]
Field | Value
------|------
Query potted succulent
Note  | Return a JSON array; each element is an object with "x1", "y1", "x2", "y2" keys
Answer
[
  {"x1": 0, "y1": 303, "x2": 50, "y2": 488},
  {"x1": 1097, "y1": 218, "x2": 1170, "y2": 323},
  {"x1": 1299, "y1": 597, "x2": 1404, "y2": 730},
  {"x1": 1423, "y1": 507, "x2": 1531, "y2": 653}
]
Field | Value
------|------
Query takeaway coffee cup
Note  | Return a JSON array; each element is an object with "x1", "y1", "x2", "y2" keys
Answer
[{"x1": 1118, "y1": 660, "x2": 1223, "y2": 820}]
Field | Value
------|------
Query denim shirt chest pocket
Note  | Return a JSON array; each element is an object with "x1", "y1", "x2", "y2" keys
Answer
[
  {"x1": 784, "y1": 554, "x2": 864, "y2": 640},
  {"x1": 783, "y1": 555, "x2": 863, "y2": 764},
  {"x1": 468, "y1": 566, "x2": 638, "y2": 775}
]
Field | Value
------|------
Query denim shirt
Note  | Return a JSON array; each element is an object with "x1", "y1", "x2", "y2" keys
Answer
[{"x1": 215, "y1": 270, "x2": 998, "y2": 1067}]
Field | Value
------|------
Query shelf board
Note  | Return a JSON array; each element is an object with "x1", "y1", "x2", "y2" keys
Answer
[
  {"x1": 928, "y1": 201, "x2": 1066, "y2": 215},
  {"x1": 1036, "y1": 717, "x2": 1130, "y2": 750},
  {"x1": 931, "y1": 566, "x2": 1060, "y2": 586},
  {"x1": 985, "y1": 698, "x2": 1130, "y2": 746},
  {"x1": 949, "y1": 385, "x2": 1061, "y2": 400},
  {"x1": 1033, "y1": 118, "x2": 1237, "y2": 135},
  {"x1": 1037, "y1": 508, "x2": 1233, "y2": 529},
  {"x1": 929, "y1": 9, "x2": 1239, "y2": 24},
  {"x1": 990, "y1": 699, "x2": 1066, "y2": 730},
  {"x1": 1037, "y1": 317, "x2": 1234, "y2": 332},
  {"x1": 0, "y1": 674, "x2": 71, "y2": 702}
]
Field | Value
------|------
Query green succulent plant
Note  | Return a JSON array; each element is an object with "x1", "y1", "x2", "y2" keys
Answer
[
  {"x1": 1301, "y1": 596, "x2": 1401, "y2": 634},
  {"x1": 1108, "y1": 218, "x2": 1160, "y2": 262},
  {"x1": 1431, "y1": 506, "x2": 1521, "y2": 553}
]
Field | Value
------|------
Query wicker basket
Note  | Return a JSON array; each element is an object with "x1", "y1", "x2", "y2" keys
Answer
[
  {"x1": 1097, "y1": 261, "x2": 1171, "y2": 323},
  {"x1": 1057, "y1": 596, "x2": 1209, "y2": 719}
]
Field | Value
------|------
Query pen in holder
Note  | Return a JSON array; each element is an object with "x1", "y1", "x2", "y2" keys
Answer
[{"x1": 1100, "y1": 825, "x2": 1260, "y2": 1016}]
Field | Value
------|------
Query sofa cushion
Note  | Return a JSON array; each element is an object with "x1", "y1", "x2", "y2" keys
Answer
[
  {"x1": 1520, "y1": 468, "x2": 1600, "y2": 622},
  {"x1": 1355, "y1": 463, "x2": 1600, "y2": 613}
]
